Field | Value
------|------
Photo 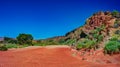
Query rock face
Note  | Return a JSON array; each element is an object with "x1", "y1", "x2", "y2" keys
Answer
[
  {"x1": 64, "y1": 11, "x2": 117, "y2": 41},
  {"x1": 83, "y1": 11, "x2": 115, "y2": 34},
  {"x1": 90, "y1": 12, "x2": 114, "y2": 26}
]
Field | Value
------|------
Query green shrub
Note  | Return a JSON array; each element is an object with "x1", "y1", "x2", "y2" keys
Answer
[
  {"x1": 21, "y1": 44, "x2": 29, "y2": 48},
  {"x1": 104, "y1": 35, "x2": 120, "y2": 54},
  {"x1": 0, "y1": 46, "x2": 8, "y2": 51},
  {"x1": 110, "y1": 36, "x2": 118, "y2": 41},
  {"x1": 84, "y1": 39, "x2": 96, "y2": 49},
  {"x1": 93, "y1": 33, "x2": 99, "y2": 39},
  {"x1": 6, "y1": 44, "x2": 18, "y2": 48},
  {"x1": 35, "y1": 40, "x2": 46, "y2": 46},
  {"x1": 76, "y1": 39, "x2": 96, "y2": 50},
  {"x1": 46, "y1": 40, "x2": 59, "y2": 45},
  {"x1": 33, "y1": 43, "x2": 42, "y2": 46},
  {"x1": 77, "y1": 42, "x2": 84, "y2": 50},
  {"x1": 98, "y1": 35, "x2": 103, "y2": 42},
  {"x1": 91, "y1": 30, "x2": 98, "y2": 34},
  {"x1": 104, "y1": 41, "x2": 120, "y2": 54},
  {"x1": 65, "y1": 39, "x2": 76, "y2": 45},
  {"x1": 96, "y1": 27, "x2": 102, "y2": 32}
]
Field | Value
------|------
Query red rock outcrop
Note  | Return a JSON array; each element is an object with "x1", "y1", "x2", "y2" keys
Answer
[{"x1": 85, "y1": 11, "x2": 115, "y2": 32}]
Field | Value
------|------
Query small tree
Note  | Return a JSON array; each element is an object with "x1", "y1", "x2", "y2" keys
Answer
[{"x1": 17, "y1": 33, "x2": 33, "y2": 45}]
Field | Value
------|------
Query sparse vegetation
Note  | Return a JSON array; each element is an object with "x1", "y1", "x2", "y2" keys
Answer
[
  {"x1": 65, "y1": 39, "x2": 76, "y2": 45},
  {"x1": 76, "y1": 39, "x2": 96, "y2": 50},
  {"x1": 76, "y1": 25, "x2": 105, "y2": 50},
  {"x1": 58, "y1": 39, "x2": 65, "y2": 45},
  {"x1": 0, "y1": 45, "x2": 8, "y2": 51}
]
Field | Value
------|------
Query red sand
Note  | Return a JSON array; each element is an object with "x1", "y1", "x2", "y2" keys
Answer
[{"x1": 0, "y1": 46, "x2": 120, "y2": 67}]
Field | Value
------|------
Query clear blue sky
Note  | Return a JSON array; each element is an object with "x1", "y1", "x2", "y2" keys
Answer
[{"x1": 0, "y1": 0, "x2": 120, "y2": 39}]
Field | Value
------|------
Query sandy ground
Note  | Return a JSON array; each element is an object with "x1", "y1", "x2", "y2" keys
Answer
[{"x1": 0, "y1": 45, "x2": 120, "y2": 67}]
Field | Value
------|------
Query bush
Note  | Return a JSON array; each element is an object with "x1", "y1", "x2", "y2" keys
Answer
[
  {"x1": 110, "y1": 36, "x2": 118, "y2": 41},
  {"x1": 104, "y1": 35, "x2": 120, "y2": 54},
  {"x1": 84, "y1": 39, "x2": 96, "y2": 49},
  {"x1": 0, "y1": 46, "x2": 8, "y2": 51},
  {"x1": 46, "y1": 40, "x2": 59, "y2": 45},
  {"x1": 65, "y1": 39, "x2": 76, "y2": 45},
  {"x1": 5, "y1": 44, "x2": 18, "y2": 48},
  {"x1": 76, "y1": 39, "x2": 96, "y2": 50},
  {"x1": 98, "y1": 35, "x2": 103, "y2": 42},
  {"x1": 77, "y1": 42, "x2": 84, "y2": 50},
  {"x1": 104, "y1": 41, "x2": 120, "y2": 54},
  {"x1": 20, "y1": 44, "x2": 29, "y2": 48}
]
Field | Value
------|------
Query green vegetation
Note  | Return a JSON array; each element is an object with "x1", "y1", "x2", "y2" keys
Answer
[
  {"x1": 0, "y1": 45, "x2": 8, "y2": 51},
  {"x1": 104, "y1": 41, "x2": 120, "y2": 54},
  {"x1": 17, "y1": 33, "x2": 33, "y2": 45},
  {"x1": 66, "y1": 24, "x2": 105, "y2": 50},
  {"x1": 104, "y1": 35, "x2": 120, "y2": 54},
  {"x1": 112, "y1": 10, "x2": 120, "y2": 18},
  {"x1": 5, "y1": 44, "x2": 18, "y2": 48},
  {"x1": 34, "y1": 40, "x2": 46, "y2": 46},
  {"x1": 0, "y1": 33, "x2": 35, "y2": 51},
  {"x1": 76, "y1": 39, "x2": 96, "y2": 50},
  {"x1": 74, "y1": 24, "x2": 106, "y2": 51},
  {"x1": 65, "y1": 39, "x2": 76, "y2": 45},
  {"x1": 91, "y1": 25, "x2": 105, "y2": 42},
  {"x1": 34, "y1": 39, "x2": 64, "y2": 46},
  {"x1": 58, "y1": 39, "x2": 66, "y2": 45}
]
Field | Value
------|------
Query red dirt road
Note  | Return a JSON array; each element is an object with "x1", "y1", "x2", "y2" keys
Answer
[{"x1": 0, "y1": 46, "x2": 119, "y2": 67}]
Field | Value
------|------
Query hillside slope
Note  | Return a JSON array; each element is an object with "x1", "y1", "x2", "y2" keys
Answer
[
  {"x1": 63, "y1": 11, "x2": 120, "y2": 64},
  {"x1": 38, "y1": 11, "x2": 120, "y2": 54}
]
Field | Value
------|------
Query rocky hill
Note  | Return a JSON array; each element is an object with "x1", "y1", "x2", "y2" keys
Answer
[
  {"x1": 60, "y1": 11, "x2": 120, "y2": 64},
  {"x1": 38, "y1": 11, "x2": 120, "y2": 52},
  {"x1": 69, "y1": 12, "x2": 119, "y2": 41},
  {"x1": 66, "y1": 11, "x2": 117, "y2": 39}
]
